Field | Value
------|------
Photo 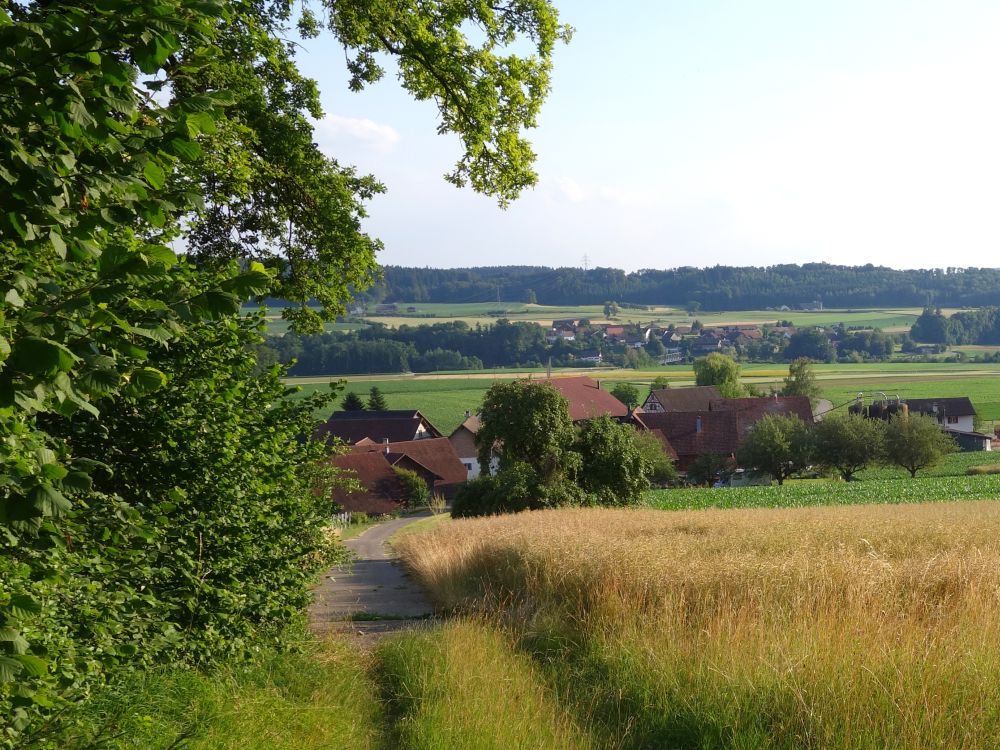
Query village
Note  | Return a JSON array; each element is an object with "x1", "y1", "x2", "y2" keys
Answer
[{"x1": 319, "y1": 373, "x2": 992, "y2": 515}]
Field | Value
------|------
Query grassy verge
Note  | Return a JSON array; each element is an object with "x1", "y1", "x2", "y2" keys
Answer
[
  {"x1": 396, "y1": 504, "x2": 1000, "y2": 748},
  {"x1": 55, "y1": 634, "x2": 382, "y2": 750}
]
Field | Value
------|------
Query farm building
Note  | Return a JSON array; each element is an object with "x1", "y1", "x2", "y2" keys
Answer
[
  {"x1": 642, "y1": 385, "x2": 722, "y2": 413},
  {"x1": 315, "y1": 409, "x2": 443, "y2": 445},
  {"x1": 449, "y1": 413, "x2": 483, "y2": 479}
]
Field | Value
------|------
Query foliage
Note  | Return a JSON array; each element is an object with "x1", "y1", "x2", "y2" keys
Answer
[
  {"x1": 650, "y1": 376, "x2": 671, "y2": 391},
  {"x1": 341, "y1": 391, "x2": 366, "y2": 411},
  {"x1": 574, "y1": 417, "x2": 649, "y2": 505},
  {"x1": 693, "y1": 353, "x2": 745, "y2": 397},
  {"x1": 780, "y1": 358, "x2": 821, "y2": 403},
  {"x1": 358, "y1": 263, "x2": 1000, "y2": 310},
  {"x1": 394, "y1": 467, "x2": 429, "y2": 508},
  {"x1": 476, "y1": 381, "x2": 579, "y2": 483},
  {"x1": 736, "y1": 414, "x2": 813, "y2": 485},
  {"x1": 883, "y1": 414, "x2": 957, "y2": 477},
  {"x1": 603, "y1": 301, "x2": 619, "y2": 319},
  {"x1": 784, "y1": 328, "x2": 835, "y2": 362},
  {"x1": 685, "y1": 453, "x2": 731, "y2": 487},
  {"x1": 813, "y1": 413, "x2": 885, "y2": 480},
  {"x1": 609, "y1": 383, "x2": 639, "y2": 410},
  {"x1": 366, "y1": 386, "x2": 388, "y2": 411},
  {"x1": 632, "y1": 431, "x2": 679, "y2": 486},
  {"x1": 451, "y1": 462, "x2": 584, "y2": 518}
]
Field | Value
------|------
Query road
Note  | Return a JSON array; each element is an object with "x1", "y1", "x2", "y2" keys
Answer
[{"x1": 309, "y1": 513, "x2": 435, "y2": 641}]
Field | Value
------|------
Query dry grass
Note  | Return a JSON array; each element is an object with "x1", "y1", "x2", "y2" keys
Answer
[{"x1": 396, "y1": 503, "x2": 1000, "y2": 748}]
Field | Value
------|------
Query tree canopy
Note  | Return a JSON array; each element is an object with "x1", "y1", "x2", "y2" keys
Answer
[
  {"x1": 737, "y1": 414, "x2": 813, "y2": 485},
  {"x1": 693, "y1": 353, "x2": 745, "y2": 397},
  {"x1": 883, "y1": 414, "x2": 956, "y2": 477}
]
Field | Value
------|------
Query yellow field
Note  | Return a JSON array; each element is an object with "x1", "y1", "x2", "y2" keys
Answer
[{"x1": 397, "y1": 503, "x2": 1000, "y2": 748}]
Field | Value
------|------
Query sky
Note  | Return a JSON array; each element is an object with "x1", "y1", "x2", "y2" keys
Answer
[{"x1": 295, "y1": 1, "x2": 1000, "y2": 272}]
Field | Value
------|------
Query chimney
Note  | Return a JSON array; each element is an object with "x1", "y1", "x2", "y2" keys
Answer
[
  {"x1": 695, "y1": 416, "x2": 702, "y2": 433},
  {"x1": 383, "y1": 437, "x2": 389, "y2": 455}
]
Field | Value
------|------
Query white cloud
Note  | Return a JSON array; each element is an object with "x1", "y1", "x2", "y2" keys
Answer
[{"x1": 314, "y1": 114, "x2": 401, "y2": 154}]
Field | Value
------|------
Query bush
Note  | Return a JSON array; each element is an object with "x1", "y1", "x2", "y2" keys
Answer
[
  {"x1": 633, "y1": 431, "x2": 679, "y2": 486},
  {"x1": 451, "y1": 464, "x2": 586, "y2": 518},
  {"x1": 394, "y1": 467, "x2": 430, "y2": 508},
  {"x1": 967, "y1": 465, "x2": 1000, "y2": 475}
]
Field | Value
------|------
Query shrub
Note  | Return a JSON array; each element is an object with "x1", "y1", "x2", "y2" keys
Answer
[
  {"x1": 394, "y1": 467, "x2": 430, "y2": 508},
  {"x1": 633, "y1": 431, "x2": 679, "y2": 486},
  {"x1": 967, "y1": 465, "x2": 1000, "y2": 476}
]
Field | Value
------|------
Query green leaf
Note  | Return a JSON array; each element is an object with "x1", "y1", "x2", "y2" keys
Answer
[
  {"x1": 28, "y1": 484, "x2": 72, "y2": 517},
  {"x1": 0, "y1": 656, "x2": 23, "y2": 682},
  {"x1": 0, "y1": 627, "x2": 30, "y2": 655},
  {"x1": 12, "y1": 337, "x2": 77, "y2": 375},
  {"x1": 13, "y1": 654, "x2": 48, "y2": 678},
  {"x1": 143, "y1": 161, "x2": 165, "y2": 190},
  {"x1": 6, "y1": 595, "x2": 42, "y2": 618},
  {"x1": 127, "y1": 367, "x2": 167, "y2": 395},
  {"x1": 49, "y1": 230, "x2": 66, "y2": 258},
  {"x1": 4, "y1": 288, "x2": 24, "y2": 308}
]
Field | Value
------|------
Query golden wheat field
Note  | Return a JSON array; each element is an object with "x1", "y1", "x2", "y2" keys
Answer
[{"x1": 396, "y1": 503, "x2": 1000, "y2": 749}]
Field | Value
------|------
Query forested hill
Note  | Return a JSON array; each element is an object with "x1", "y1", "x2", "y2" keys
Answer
[{"x1": 357, "y1": 264, "x2": 1000, "y2": 309}]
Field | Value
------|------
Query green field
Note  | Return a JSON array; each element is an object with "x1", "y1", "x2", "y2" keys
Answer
[
  {"x1": 289, "y1": 360, "x2": 1000, "y2": 434},
  {"x1": 644, "y1": 473, "x2": 1000, "y2": 511},
  {"x1": 360, "y1": 302, "x2": 927, "y2": 332}
]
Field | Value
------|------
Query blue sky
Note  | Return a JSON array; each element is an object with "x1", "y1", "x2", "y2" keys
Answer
[{"x1": 296, "y1": 1, "x2": 1000, "y2": 271}]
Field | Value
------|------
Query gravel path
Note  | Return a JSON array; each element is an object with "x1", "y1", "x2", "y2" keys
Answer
[{"x1": 310, "y1": 513, "x2": 435, "y2": 641}]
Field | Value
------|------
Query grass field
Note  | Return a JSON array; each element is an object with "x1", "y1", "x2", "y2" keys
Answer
[
  {"x1": 396, "y1": 502, "x2": 1000, "y2": 748},
  {"x1": 288, "y1": 360, "x2": 1000, "y2": 433},
  {"x1": 361, "y1": 302, "x2": 928, "y2": 332}
]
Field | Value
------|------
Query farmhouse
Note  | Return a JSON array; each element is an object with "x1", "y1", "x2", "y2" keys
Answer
[
  {"x1": 546, "y1": 376, "x2": 630, "y2": 422},
  {"x1": 338, "y1": 437, "x2": 468, "y2": 510},
  {"x1": 637, "y1": 394, "x2": 814, "y2": 471},
  {"x1": 449, "y1": 413, "x2": 483, "y2": 479},
  {"x1": 903, "y1": 397, "x2": 977, "y2": 433},
  {"x1": 642, "y1": 385, "x2": 722, "y2": 413},
  {"x1": 315, "y1": 409, "x2": 443, "y2": 445}
]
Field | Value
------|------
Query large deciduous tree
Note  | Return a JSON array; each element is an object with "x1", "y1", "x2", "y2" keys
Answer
[
  {"x1": 781, "y1": 357, "x2": 821, "y2": 403},
  {"x1": 737, "y1": 414, "x2": 814, "y2": 485},
  {"x1": 883, "y1": 414, "x2": 956, "y2": 477},
  {"x1": 693, "y1": 352, "x2": 745, "y2": 398},
  {"x1": 813, "y1": 412, "x2": 884, "y2": 481},
  {"x1": 575, "y1": 416, "x2": 648, "y2": 505}
]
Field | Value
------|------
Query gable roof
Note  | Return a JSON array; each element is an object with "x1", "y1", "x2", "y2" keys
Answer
[
  {"x1": 708, "y1": 396, "x2": 813, "y2": 423},
  {"x1": 329, "y1": 451, "x2": 405, "y2": 514},
  {"x1": 642, "y1": 411, "x2": 741, "y2": 461},
  {"x1": 353, "y1": 437, "x2": 467, "y2": 488},
  {"x1": 903, "y1": 397, "x2": 977, "y2": 418},
  {"x1": 450, "y1": 414, "x2": 482, "y2": 437},
  {"x1": 545, "y1": 376, "x2": 629, "y2": 421},
  {"x1": 647, "y1": 386, "x2": 722, "y2": 412},
  {"x1": 315, "y1": 410, "x2": 442, "y2": 444}
]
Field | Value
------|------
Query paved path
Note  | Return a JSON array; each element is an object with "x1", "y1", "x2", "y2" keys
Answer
[{"x1": 310, "y1": 513, "x2": 435, "y2": 641}]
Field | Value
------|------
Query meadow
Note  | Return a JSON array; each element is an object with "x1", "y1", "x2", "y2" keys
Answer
[
  {"x1": 359, "y1": 302, "x2": 929, "y2": 332},
  {"x1": 289, "y1": 359, "x2": 1000, "y2": 433},
  {"x1": 394, "y1": 502, "x2": 1000, "y2": 749}
]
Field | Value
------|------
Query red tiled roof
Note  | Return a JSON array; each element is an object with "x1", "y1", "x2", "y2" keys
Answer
[
  {"x1": 648, "y1": 386, "x2": 722, "y2": 412},
  {"x1": 314, "y1": 410, "x2": 442, "y2": 444},
  {"x1": 545, "y1": 376, "x2": 629, "y2": 421},
  {"x1": 330, "y1": 452, "x2": 404, "y2": 514},
  {"x1": 641, "y1": 411, "x2": 740, "y2": 467},
  {"x1": 708, "y1": 396, "x2": 813, "y2": 423},
  {"x1": 450, "y1": 414, "x2": 482, "y2": 436},
  {"x1": 353, "y1": 437, "x2": 467, "y2": 490}
]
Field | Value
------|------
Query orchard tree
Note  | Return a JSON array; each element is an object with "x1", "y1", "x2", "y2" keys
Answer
[
  {"x1": 813, "y1": 413, "x2": 884, "y2": 481},
  {"x1": 575, "y1": 416, "x2": 649, "y2": 504},
  {"x1": 694, "y1": 353, "x2": 745, "y2": 398},
  {"x1": 737, "y1": 414, "x2": 814, "y2": 485},
  {"x1": 650, "y1": 375, "x2": 671, "y2": 391},
  {"x1": 884, "y1": 414, "x2": 956, "y2": 477},
  {"x1": 603, "y1": 301, "x2": 620, "y2": 319},
  {"x1": 781, "y1": 357, "x2": 821, "y2": 404},
  {"x1": 611, "y1": 382, "x2": 641, "y2": 410}
]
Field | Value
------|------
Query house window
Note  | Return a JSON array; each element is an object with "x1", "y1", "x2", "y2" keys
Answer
[
  {"x1": 947, "y1": 416, "x2": 959, "y2": 424},
  {"x1": 462, "y1": 462, "x2": 473, "y2": 470}
]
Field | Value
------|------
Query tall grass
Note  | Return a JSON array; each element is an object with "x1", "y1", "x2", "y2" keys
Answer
[
  {"x1": 376, "y1": 621, "x2": 594, "y2": 750},
  {"x1": 397, "y1": 503, "x2": 1000, "y2": 748},
  {"x1": 54, "y1": 635, "x2": 382, "y2": 750}
]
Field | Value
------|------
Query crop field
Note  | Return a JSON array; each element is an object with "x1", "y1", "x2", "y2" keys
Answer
[
  {"x1": 644, "y1": 473, "x2": 1000, "y2": 511},
  {"x1": 361, "y1": 302, "x2": 927, "y2": 331},
  {"x1": 395, "y1": 502, "x2": 1000, "y2": 748}
]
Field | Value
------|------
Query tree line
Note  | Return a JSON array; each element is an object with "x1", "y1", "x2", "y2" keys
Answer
[
  {"x1": 910, "y1": 307, "x2": 1000, "y2": 345},
  {"x1": 355, "y1": 264, "x2": 1000, "y2": 310}
]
